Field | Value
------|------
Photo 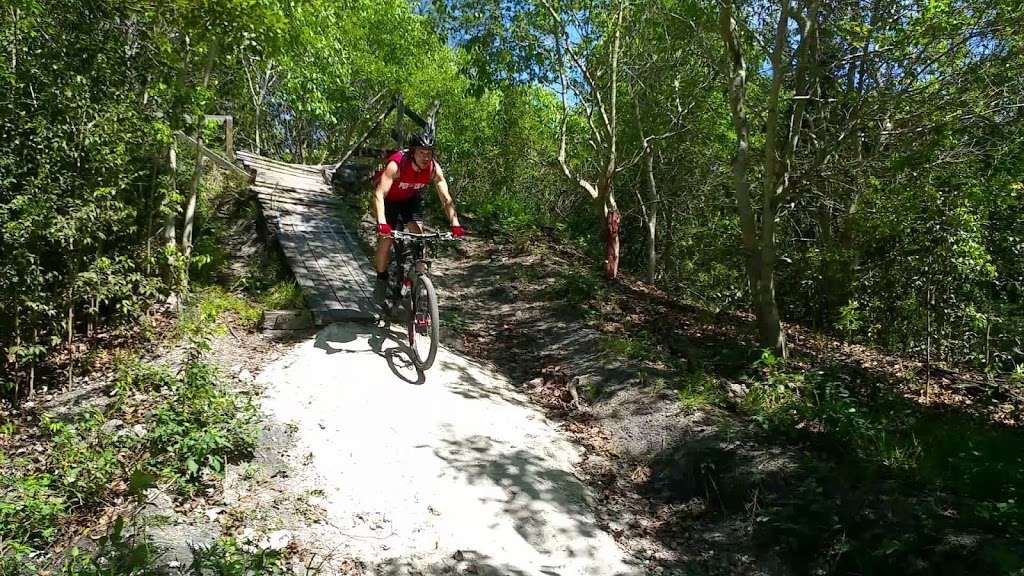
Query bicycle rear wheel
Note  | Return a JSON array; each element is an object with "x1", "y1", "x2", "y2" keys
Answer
[{"x1": 408, "y1": 275, "x2": 439, "y2": 370}]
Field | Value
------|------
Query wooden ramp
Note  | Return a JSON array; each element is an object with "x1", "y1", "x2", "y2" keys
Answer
[{"x1": 236, "y1": 151, "x2": 376, "y2": 324}]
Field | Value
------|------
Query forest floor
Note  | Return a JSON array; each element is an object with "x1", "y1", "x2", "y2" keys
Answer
[{"x1": 427, "y1": 231, "x2": 1024, "y2": 576}]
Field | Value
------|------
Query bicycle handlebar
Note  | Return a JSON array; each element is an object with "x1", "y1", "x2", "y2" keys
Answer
[{"x1": 387, "y1": 230, "x2": 460, "y2": 241}]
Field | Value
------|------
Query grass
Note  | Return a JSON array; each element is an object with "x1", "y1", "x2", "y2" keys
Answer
[
  {"x1": 543, "y1": 267, "x2": 606, "y2": 311},
  {"x1": 258, "y1": 280, "x2": 305, "y2": 310},
  {"x1": 601, "y1": 333, "x2": 661, "y2": 362},
  {"x1": 182, "y1": 286, "x2": 263, "y2": 333},
  {"x1": 676, "y1": 370, "x2": 728, "y2": 409}
]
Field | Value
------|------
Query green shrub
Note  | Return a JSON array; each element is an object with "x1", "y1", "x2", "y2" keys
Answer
[
  {"x1": 740, "y1": 357, "x2": 923, "y2": 471},
  {"x1": 2, "y1": 517, "x2": 160, "y2": 576},
  {"x1": 189, "y1": 537, "x2": 288, "y2": 576},
  {"x1": 0, "y1": 473, "x2": 66, "y2": 547},
  {"x1": 182, "y1": 286, "x2": 262, "y2": 333},
  {"x1": 145, "y1": 362, "x2": 258, "y2": 495},
  {"x1": 112, "y1": 354, "x2": 175, "y2": 396},
  {"x1": 49, "y1": 413, "x2": 124, "y2": 507}
]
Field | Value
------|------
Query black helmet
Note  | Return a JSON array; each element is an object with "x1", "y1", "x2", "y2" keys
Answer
[{"x1": 408, "y1": 130, "x2": 436, "y2": 150}]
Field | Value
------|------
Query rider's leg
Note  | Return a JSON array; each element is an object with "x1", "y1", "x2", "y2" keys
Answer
[
  {"x1": 374, "y1": 237, "x2": 393, "y2": 274},
  {"x1": 373, "y1": 237, "x2": 392, "y2": 307},
  {"x1": 374, "y1": 201, "x2": 400, "y2": 307}
]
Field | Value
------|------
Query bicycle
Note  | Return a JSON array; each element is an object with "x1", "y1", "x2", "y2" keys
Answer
[{"x1": 380, "y1": 229, "x2": 458, "y2": 370}]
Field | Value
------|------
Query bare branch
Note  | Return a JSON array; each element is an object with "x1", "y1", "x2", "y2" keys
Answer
[
  {"x1": 538, "y1": 0, "x2": 613, "y2": 138},
  {"x1": 555, "y1": 34, "x2": 599, "y2": 199}
]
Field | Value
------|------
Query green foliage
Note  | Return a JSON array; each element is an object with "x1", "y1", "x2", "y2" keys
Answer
[
  {"x1": 48, "y1": 413, "x2": 124, "y2": 507},
  {"x1": 675, "y1": 371, "x2": 727, "y2": 409},
  {"x1": 56, "y1": 518, "x2": 159, "y2": 576},
  {"x1": 145, "y1": 362, "x2": 258, "y2": 496},
  {"x1": 112, "y1": 354, "x2": 175, "y2": 397},
  {"x1": 544, "y1": 268, "x2": 606, "y2": 309},
  {"x1": 741, "y1": 354, "x2": 924, "y2": 470},
  {"x1": 1, "y1": 351, "x2": 257, "y2": 556},
  {"x1": 601, "y1": 333, "x2": 658, "y2": 362},
  {"x1": 0, "y1": 473, "x2": 65, "y2": 547},
  {"x1": 3, "y1": 516, "x2": 165, "y2": 575},
  {"x1": 188, "y1": 537, "x2": 288, "y2": 576},
  {"x1": 258, "y1": 281, "x2": 305, "y2": 311},
  {"x1": 181, "y1": 287, "x2": 262, "y2": 335}
]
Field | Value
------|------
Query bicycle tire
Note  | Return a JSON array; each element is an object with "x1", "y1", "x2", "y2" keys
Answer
[{"x1": 408, "y1": 275, "x2": 440, "y2": 370}]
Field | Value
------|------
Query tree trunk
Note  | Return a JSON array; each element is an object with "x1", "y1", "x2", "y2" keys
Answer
[
  {"x1": 164, "y1": 143, "x2": 177, "y2": 248},
  {"x1": 29, "y1": 327, "x2": 36, "y2": 397},
  {"x1": 606, "y1": 208, "x2": 621, "y2": 280},
  {"x1": 643, "y1": 146, "x2": 658, "y2": 283},
  {"x1": 720, "y1": 0, "x2": 788, "y2": 357},
  {"x1": 759, "y1": 175, "x2": 787, "y2": 357},
  {"x1": 181, "y1": 44, "x2": 216, "y2": 264},
  {"x1": 181, "y1": 140, "x2": 204, "y2": 261},
  {"x1": 753, "y1": 244, "x2": 787, "y2": 357}
]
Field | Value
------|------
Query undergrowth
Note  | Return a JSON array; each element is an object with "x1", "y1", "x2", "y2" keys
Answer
[
  {"x1": 0, "y1": 305, "x2": 259, "y2": 569},
  {"x1": 729, "y1": 350, "x2": 1024, "y2": 573}
]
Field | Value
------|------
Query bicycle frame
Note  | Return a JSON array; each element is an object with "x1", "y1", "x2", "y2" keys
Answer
[{"x1": 385, "y1": 230, "x2": 454, "y2": 309}]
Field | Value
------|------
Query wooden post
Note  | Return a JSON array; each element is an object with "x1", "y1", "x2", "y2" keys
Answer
[{"x1": 224, "y1": 116, "x2": 234, "y2": 161}]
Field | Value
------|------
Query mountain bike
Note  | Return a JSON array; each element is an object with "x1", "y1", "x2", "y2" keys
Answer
[{"x1": 381, "y1": 230, "x2": 457, "y2": 370}]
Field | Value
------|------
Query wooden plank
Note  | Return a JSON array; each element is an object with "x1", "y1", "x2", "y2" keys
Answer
[
  {"x1": 253, "y1": 186, "x2": 332, "y2": 202},
  {"x1": 248, "y1": 165, "x2": 327, "y2": 183},
  {"x1": 255, "y1": 190, "x2": 337, "y2": 208},
  {"x1": 252, "y1": 175, "x2": 332, "y2": 194},
  {"x1": 238, "y1": 153, "x2": 331, "y2": 174},
  {"x1": 257, "y1": 196, "x2": 337, "y2": 213}
]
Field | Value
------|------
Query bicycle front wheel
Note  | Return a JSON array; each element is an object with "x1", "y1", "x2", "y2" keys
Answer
[{"x1": 408, "y1": 274, "x2": 440, "y2": 370}]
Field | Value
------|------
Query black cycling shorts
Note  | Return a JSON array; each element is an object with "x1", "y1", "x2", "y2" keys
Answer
[{"x1": 384, "y1": 194, "x2": 425, "y2": 230}]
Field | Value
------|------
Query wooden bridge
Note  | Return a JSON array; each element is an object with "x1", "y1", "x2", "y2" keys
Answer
[
  {"x1": 179, "y1": 99, "x2": 439, "y2": 327},
  {"x1": 235, "y1": 151, "x2": 377, "y2": 326}
]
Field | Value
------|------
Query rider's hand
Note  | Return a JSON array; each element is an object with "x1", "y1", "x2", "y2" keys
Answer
[
  {"x1": 451, "y1": 225, "x2": 465, "y2": 238},
  {"x1": 377, "y1": 223, "x2": 393, "y2": 236}
]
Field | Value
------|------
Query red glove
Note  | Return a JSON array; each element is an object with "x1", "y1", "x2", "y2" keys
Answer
[
  {"x1": 377, "y1": 223, "x2": 393, "y2": 236},
  {"x1": 451, "y1": 225, "x2": 465, "y2": 238}
]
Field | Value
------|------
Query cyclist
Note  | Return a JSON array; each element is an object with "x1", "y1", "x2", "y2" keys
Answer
[{"x1": 372, "y1": 130, "x2": 464, "y2": 306}]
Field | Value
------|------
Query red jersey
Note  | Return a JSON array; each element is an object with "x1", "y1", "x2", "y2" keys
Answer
[{"x1": 380, "y1": 150, "x2": 435, "y2": 202}]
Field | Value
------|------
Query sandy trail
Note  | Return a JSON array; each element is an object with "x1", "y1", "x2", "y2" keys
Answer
[{"x1": 256, "y1": 322, "x2": 639, "y2": 575}]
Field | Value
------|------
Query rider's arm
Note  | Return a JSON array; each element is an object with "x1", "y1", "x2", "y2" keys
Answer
[
  {"x1": 373, "y1": 161, "x2": 400, "y2": 225},
  {"x1": 432, "y1": 163, "x2": 460, "y2": 227}
]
